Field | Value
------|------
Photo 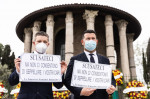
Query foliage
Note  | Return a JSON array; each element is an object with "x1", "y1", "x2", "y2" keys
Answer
[
  {"x1": 0, "y1": 43, "x2": 15, "y2": 70},
  {"x1": 0, "y1": 43, "x2": 16, "y2": 98},
  {"x1": 142, "y1": 49, "x2": 148, "y2": 83},
  {"x1": 140, "y1": 38, "x2": 150, "y2": 83},
  {"x1": 134, "y1": 41, "x2": 149, "y2": 83},
  {"x1": 0, "y1": 64, "x2": 14, "y2": 98},
  {"x1": 134, "y1": 43, "x2": 143, "y2": 67},
  {"x1": 146, "y1": 38, "x2": 150, "y2": 82},
  {"x1": 0, "y1": 43, "x2": 4, "y2": 62}
]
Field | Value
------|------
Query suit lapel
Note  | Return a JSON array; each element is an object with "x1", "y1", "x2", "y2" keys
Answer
[
  {"x1": 80, "y1": 52, "x2": 89, "y2": 62},
  {"x1": 97, "y1": 54, "x2": 102, "y2": 63}
]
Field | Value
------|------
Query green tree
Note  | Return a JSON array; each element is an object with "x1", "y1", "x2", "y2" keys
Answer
[
  {"x1": 142, "y1": 49, "x2": 148, "y2": 83},
  {"x1": 0, "y1": 43, "x2": 4, "y2": 62},
  {"x1": 0, "y1": 64, "x2": 14, "y2": 98},
  {"x1": 0, "y1": 44, "x2": 15, "y2": 70},
  {"x1": 146, "y1": 38, "x2": 150, "y2": 82},
  {"x1": 0, "y1": 43, "x2": 16, "y2": 98},
  {"x1": 9, "y1": 52, "x2": 15, "y2": 70},
  {"x1": 134, "y1": 41, "x2": 148, "y2": 83},
  {"x1": 1, "y1": 45, "x2": 11, "y2": 65}
]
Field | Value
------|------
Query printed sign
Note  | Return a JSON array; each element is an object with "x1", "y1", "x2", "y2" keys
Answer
[
  {"x1": 71, "y1": 60, "x2": 112, "y2": 89},
  {"x1": 19, "y1": 53, "x2": 61, "y2": 82}
]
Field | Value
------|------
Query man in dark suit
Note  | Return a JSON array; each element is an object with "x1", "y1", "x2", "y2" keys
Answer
[
  {"x1": 9, "y1": 31, "x2": 67, "y2": 99},
  {"x1": 64, "y1": 30, "x2": 116, "y2": 99}
]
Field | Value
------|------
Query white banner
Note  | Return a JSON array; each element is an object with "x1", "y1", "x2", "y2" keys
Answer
[
  {"x1": 19, "y1": 53, "x2": 62, "y2": 82},
  {"x1": 71, "y1": 60, "x2": 112, "y2": 89}
]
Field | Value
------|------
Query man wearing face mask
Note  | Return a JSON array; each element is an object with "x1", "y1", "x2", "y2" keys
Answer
[
  {"x1": 64, "y1": 30, "x2": 116, "y2": 99},
  {"x1": 8, "y1": 31, "x2": 67, "y2": 99}
]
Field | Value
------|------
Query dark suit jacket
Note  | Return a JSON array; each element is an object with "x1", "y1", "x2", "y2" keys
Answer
[
  {"x1": 9, "y1": 68, "x2": 64, "y2": 99},
  {"x1": 64, "y1": 52, "x2": 116, "y2": 99}
]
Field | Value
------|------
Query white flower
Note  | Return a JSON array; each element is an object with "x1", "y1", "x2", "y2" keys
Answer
[
  {"x1": 10, "y1": 88, "x2": 20, "y2": 95},
  {"x1": 0, "y1": 86, "x2": 8, "y2": 93}
]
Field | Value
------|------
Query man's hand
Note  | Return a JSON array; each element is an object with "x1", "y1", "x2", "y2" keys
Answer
[
  {"x1": 60, "y1": 60, "x2": 67, "y2": 74},
  {"x1": 106, "y1": 85, "x2": 116, "y2": 94},
  {"x1": 80, "y1": 88, "x2": 96, "y2": 96},
  {"x1": 14, "y1": 58, "x2": 21, "y2": 73}
]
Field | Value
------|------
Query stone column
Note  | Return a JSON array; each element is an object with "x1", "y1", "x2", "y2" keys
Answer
[
  {"x1": 46, "y1": 15, "x2": 54, "y2": 54},
  {"x1": 31, "y1": 21, "x2": 41, "y2": 52},
  {"x1": 65, "y1": 11, "x2": 74, "y2": 64},
  {"x1": 83, "y1": 10, "x2": 98, "y2": 30},
  {"x1": 24, "y1": 28, "x2": 32, "y2": 53},
  {"x1": 115, "y1": 20, "x2": 130, "y2": 82},
  {"x1": 127, "y1": 33, "x2": 136, "y2": 79},
  {"x1": 104, "y1": 15, "x2": 116, "y2": 70}
]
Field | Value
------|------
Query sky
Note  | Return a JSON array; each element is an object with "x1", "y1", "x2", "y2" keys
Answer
[{"x1": 0, "y1": 0, "x2": 150, "y2": 57}]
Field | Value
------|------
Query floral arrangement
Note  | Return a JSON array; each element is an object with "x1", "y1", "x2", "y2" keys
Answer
[
  {"x1": 53, "y1": 90, "x2": 70, "y2": 99},
  {"x1": 112, "y1": 69, "x2": 123, "y2": 86},
  {"x1": 125, "y1": 80, "x2": 148, "y2": 99},
  {"x1": 0, "y1": 82, "x2": 4, "y2": 98},
  {"x1": 14, "y1": 83, "x2": 21, "y2": 99},
  {"x1": 0, "y1": 82, "x2": 8, "y2": 99}
]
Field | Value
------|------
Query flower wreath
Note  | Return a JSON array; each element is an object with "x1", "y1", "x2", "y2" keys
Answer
[
  {"x1": 124, "y1": 80, "x2": 148, "y2": 99},
  {"x1": 112, "y1": 69, "x2": 123, "y2": 86},
  {"x1": 14, "y1": 83, "x2": 21, "y2": 99},
  {"x1": 10, "y1": 83, "x2": 21, "y2": 99},
  {"x1": 0, "y1": 82, "x2": 8, "y2": 98},
  {"x1": 53, "y1": 90, "x2": 70, "y2": 99},
  {"x1": 0, "y1": 82, "x2": 4, "y2": 98}
]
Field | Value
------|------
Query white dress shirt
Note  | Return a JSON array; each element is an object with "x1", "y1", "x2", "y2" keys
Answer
[{"x1": 84, "y1": 50, "x2": 98, "y2": 64}]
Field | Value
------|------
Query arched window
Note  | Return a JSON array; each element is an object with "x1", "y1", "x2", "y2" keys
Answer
[{"x1": 55, "y1": 29, "x2": 65, "y2": 60}]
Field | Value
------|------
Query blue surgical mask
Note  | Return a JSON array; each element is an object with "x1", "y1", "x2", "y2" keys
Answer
[{"x1": 85, "y1": 40, "x2": 96, "y2": 51}]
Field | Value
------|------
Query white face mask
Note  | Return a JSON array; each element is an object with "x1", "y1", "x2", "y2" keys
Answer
[{"x1": 35, "y1": 42, "x2": 47, "y2": 54}]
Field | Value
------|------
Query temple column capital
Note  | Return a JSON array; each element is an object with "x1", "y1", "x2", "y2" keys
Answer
[
  {"x1": 66, "y1": 11, "x2": 73, "y2": 23},
  {"x1": 115, "y1": 20, "x2": 128, "y2": 32},
  {"x1": 32, "y1": 21, "x2": 41, "y2": 31},
  {"x1": 24, "y1": 28, "x2": 32, "y2": 34},
  {"x1": 83, "y1": 10, "x2": 98, "y2": 30},
  {"x1": 127, "y1": 33, "x2": 135, "y2": 42},
  {"x1": 104, "y1": 15, "x2": 113, "y2": 26},
  {"x1": 46, "y1": 15, "x2": 54, "y2": 26}
]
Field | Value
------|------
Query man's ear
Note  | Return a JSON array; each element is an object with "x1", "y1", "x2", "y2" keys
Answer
[
  {"x1": 96, "y1": 39, "x2": 98, "y2": 45},
  {"x1": 47, "y1": 42, "x2": 50, "y2": 46},
  {"x1": 33, "y1": 42, "x2": 35, "y2": 46},
  {"x1": 81, "y1": 40, "x2": 84, "y2": 45}
]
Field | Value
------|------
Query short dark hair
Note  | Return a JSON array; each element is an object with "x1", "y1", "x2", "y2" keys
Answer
[
  {"x1": 35, "y1": 31, "x2": 49, "y2": 41},
  {"x1": 82, "y1": 30, "x2": 97, "y2": 39}
]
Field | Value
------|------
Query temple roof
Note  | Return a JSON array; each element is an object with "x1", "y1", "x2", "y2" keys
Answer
[{"x1": 16, "y1": 3, "x2": 141, "y2": 42}]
